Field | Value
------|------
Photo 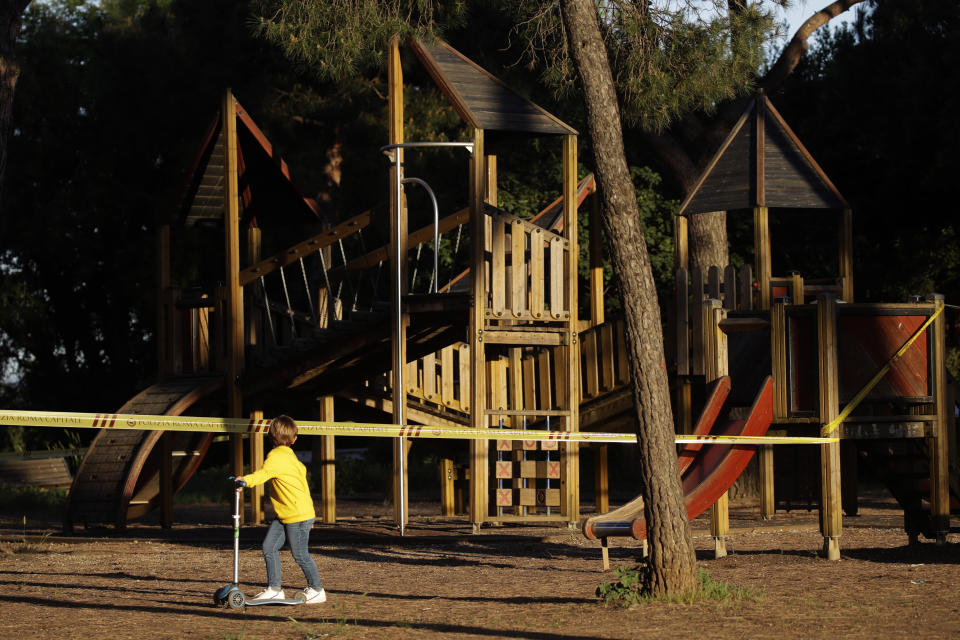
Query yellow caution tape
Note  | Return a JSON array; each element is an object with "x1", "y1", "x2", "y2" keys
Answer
[
  {"x1": 0, "y1": 409, "x2": 836, "y2": 445},
  {"x1": 821, "y1": 303, "x2": 943, "y2": 436}
]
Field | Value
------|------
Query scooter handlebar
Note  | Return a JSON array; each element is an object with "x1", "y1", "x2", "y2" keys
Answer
[{"x1": 227, "y1": 476, "x2": 247, "y2": 488}]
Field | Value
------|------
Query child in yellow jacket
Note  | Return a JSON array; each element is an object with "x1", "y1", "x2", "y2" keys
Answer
[{"x1": 237, "y1": 415, "x2": 325, "y2": 604}]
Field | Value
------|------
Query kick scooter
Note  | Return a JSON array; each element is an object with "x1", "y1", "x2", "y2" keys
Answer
[{"x1": 214, "y1": 478, "x2": 306, "y2": 609}]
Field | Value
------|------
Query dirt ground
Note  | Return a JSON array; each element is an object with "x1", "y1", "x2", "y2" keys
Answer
[{"x1": 3, "y1": 496, "x2": 960, "y2": 640}]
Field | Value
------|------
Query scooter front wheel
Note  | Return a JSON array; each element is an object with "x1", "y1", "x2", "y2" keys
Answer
[{"x1": 228, "y1": 589, "x2": 246, "y2": 610}]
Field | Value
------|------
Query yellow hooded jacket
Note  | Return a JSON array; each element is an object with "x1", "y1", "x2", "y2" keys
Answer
[{"x1": 242, "y1": 446, "x2": 316, "y2": 524}]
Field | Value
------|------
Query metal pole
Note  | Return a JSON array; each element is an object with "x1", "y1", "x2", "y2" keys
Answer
[
  {"x1": 232, "y1": 487, "x2": 241, "y2": 584},
  {"x1": 401, "y1": 177, "x2": 440, "y2": 293},
  {"x1": 379, "y1": 141, "x2": 473, "y2": 537}
]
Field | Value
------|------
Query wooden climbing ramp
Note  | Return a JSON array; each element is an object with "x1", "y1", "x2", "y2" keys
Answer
[{"x1": 65, "y1": 375, "x2": 223, "y2": 530}]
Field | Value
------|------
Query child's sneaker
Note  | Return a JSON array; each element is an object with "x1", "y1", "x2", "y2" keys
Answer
[
  {"x1": 251, "y1": 587, "x2": 286, "y2": 601},
  {"x1": 303, "y1": 587, "x2": 326, "y2": 604}
]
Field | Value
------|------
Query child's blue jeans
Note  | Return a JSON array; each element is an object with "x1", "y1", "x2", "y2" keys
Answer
[{"x1": 262, "y1": 518, "x2": 322, "y2": 590}]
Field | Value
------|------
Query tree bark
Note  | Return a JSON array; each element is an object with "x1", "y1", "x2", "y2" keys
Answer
[
  {"x1": 560, "y1": 0, "x2": 697, "y2": 596},
  {"x1": 688, "y1": 210, "x2": 729, "y2": 270},
  {"x1": 0, "y1": 0, "x2": 30, "y2": 211}
]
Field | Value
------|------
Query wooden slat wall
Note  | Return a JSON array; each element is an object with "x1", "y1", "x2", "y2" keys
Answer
[
  {"x1": 483, "y1": 209, "x2": 569, "y2": 322},
  {"x1": 682, "y1": 123, "x2": 754, "y2": 214},
  {"x1": 764, "y1": 125, "x2": 844, "y2": 209}
]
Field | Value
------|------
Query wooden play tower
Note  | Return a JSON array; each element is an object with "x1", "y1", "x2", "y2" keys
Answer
[
  {"x1": 672, "y1": 93, "x2": 954, "y2": 558},
  {"x1": 385, "y1": 38, "x2": 584, "y2": 530},
  {"x1": 67, "y1": 37, "x2": 625, "y2": 532}
]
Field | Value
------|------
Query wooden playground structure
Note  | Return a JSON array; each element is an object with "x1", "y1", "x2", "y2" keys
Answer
[{"x1": 64, "y1": 41, "x2": 956, "y2": 561}]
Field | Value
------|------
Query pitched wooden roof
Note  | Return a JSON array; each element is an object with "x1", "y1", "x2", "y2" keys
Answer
[
  {"x1": 410, "y1": 39, "x2": 576, "y2": 136},
  {"x1": 677, "y1": 94, "x2": 848, "y2": 216},
  {"x1": 173, "y1": 96, "x2": 322, "y2": 228}
]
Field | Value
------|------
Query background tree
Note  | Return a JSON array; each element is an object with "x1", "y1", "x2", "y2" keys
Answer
[
  {"x1": 0, "y1": 0, "x2": 30, "y2": 206},
  {"x1": 776, "y1": 0, "x2": 960, "y2": 364}
]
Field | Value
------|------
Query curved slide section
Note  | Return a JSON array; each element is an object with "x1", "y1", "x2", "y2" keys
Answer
[
  {"x1": 65, "y1": 374, "x2": 224, "y2": 531},
  {"x1": 584, "y1": 376, "x2": 772, "y2": 540}
]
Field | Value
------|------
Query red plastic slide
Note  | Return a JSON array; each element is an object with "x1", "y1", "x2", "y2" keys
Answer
[{"x1": 583, "y1": 376, "x2": 773, "y2": 540}]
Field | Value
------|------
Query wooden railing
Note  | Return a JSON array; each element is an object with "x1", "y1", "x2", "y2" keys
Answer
[
  {"x1": 363, "y1": 316, "x2": 630, "y2": 425},
  {"x1": 578, "y1": 316, "x2": 630, "y2": 401},
  {"x1": 484, "y1": 205, "x2": 570, "y2": 322},
  {"x1": 675, "y1": 265, "x2": 847, "y2": 376}
]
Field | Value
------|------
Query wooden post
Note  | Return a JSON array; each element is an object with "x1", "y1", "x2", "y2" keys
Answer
[
  {"x1": 248, "y1": 403, "x2": 264, "y2": 523},
  {"x1": 790, "y1": 271, "x2": 804, "y2": 305},
  {"x1": 317, "y1": 395, "x2": 336, "y2": 524},
  {"x1": 469, "y1": 127, "x2": 487, "y2": 533},
  {"x1": 563, "y1": 134, "x2": 580, "y2": 527},
  {"x1": 246, "y1": 228, "x2": 264, "y2": 524},
  {"x1": 839, "y1": 209, "x2": 854, "y2": 302},
  {"x1": 704, "y1": 299, "x2": 729, "y2": 558},
  {"x1": 674, "y1": 214, "x2": 689, "y2": 272},
  {"x1": 589, "y1": 192, "x2": 604, "y2": 328},
  {"x1": 160, "y1": 432, "x2": 173, "y2": 528},
  {"x1": 440, "y1": 457, "x2": 456, "y2": 516},
  {"x1": 927, "y1": 294, "x2": 949, "y2": 543},
  {"x1": 588, "y1": 187, "x2": 606, "y2": 506},
  {"x1": 754, "y1": 206, "x2": 772, "y2": 310},
  {"x1": 222, "y1": 89, "x2": 246, "y2": 517},
  {"x1": 764, "y1": 298, "x2": 788, "y2": 519},
  {"x1": 817, "y1": 294, "x2": 842, "y2": 560},
  {"x1": 594, "y1": 444, "x2": 609, "y2": 515},
  {"x1": 387, "y1": 37, "x2": 409, "y2": 529}
]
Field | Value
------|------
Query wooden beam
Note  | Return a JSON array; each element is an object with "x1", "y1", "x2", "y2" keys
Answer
[
  {"x1": 469, "y1": 127, "x2": 488, "y2": 532},
  {"x1": 839, "y1": 208, "x2": 854, "y2": 302},
  {"x1": 928, "y1": 294, "x2": 949, "y2": 543},
  {"x1": 480, "y1": 329, "x2": 567, "y2": 346},
  {"x1": 441, "y1": 457, "x2": 456, "y2": 516},
  {"x1": 248, "y1": 403, "x2": 264, "y2": 524},
  {"x1": 563, "y1": 134, "x2": 580, "y2": 525},
  {"x1": 764, "y1": 298, "x2": 788, "y2": 519},
  {"x1": 589, "y1": 193, "x2": 604, "y2": 327},
  {"x1": 754, "y1": 206, "x2": 772, "y2": 310},
  {"x1": 704, "y1": 299, "x2": 730, "y2": 558},
  {"x1": 594, "y1": 445, "x2": 609, "y2": 515},
  {"x1": 239, "y1": 210, "x2": 373, "y2": 287},
  {"x1": 318, "y1": 396, "x2": 336, "y2": 524},
  {"x1": 674, "y1": 214, "x2": 689, "y2": 271},
  {"x1": 817, "y1": 294, "x2": 842, "y2": 560},
  {"x1": 338, "y1": 207, "x2": 468, "y2": 276}
]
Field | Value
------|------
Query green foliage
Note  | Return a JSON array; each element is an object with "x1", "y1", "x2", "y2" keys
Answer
[
  {"x1": 509, "y1": 0, "x2": 780, "y2": 131},
  {"x1": 0, "y1": 482, "x2": 68, "y2": 514},
  {"x1": 252, "y1": 0, "x2": 466, "y2": 80},
  {"x1": 597, "y1": 565, "x2": 760, "y2": 607},
  {"x1": 581, "y1": 166, "x2": 677, "y2": 316},
  {"x1": 3, "y1": 0, "x2": 374, "y2": 428},
  {"x1": 777, "y1": 0, "x2": 960, "y2": 307}
]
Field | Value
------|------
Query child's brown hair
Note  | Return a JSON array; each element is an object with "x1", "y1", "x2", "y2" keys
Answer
[{"x1": 269, "y1": 415, "x2": 298, "y2": 447}]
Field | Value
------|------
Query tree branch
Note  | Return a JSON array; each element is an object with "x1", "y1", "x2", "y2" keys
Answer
[{"x1": 761, "y1": 0, "x2": 868, "y2": 91}]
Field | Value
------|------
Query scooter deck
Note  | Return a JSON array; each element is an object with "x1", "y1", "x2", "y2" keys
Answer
[{"x1": 245, "y1": 595, "x2": 306, "y2": 606}]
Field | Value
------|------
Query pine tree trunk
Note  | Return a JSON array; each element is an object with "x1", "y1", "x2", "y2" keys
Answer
[
  {"x1": 0, "y1": 1, "x2": 30, "y2": 209},
  {"x1": 560, "y1": 0, "x2": 697, "y2": 596},
  {"x1": 689, "y1": 210, "x2": 729, "y2": 270}
]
